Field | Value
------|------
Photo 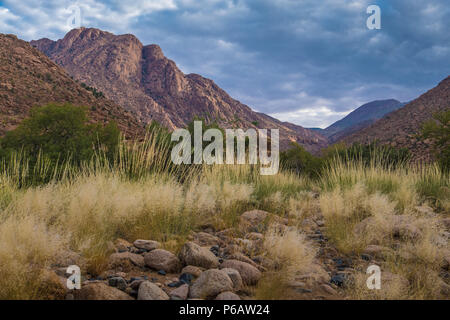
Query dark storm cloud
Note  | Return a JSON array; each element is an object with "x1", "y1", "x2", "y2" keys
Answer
[{"x1": 0, "y1": 0, "x2": 448, "y2": 127}]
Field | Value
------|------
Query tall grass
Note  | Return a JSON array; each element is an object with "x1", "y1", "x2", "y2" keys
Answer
[{"x1": 0, "y1": 136, "x2": 447, "y2": 299}]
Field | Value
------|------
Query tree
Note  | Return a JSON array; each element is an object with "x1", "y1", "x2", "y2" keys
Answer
[
  {"x1": 421, "y1": 110, "x2": 450, "y2": 172},
  {"x1": 280, "y1": 142, "x2": 322, "y2": 177},
  {"x1": 0, "y1": 103, "x2": 120, "y2": 165}
]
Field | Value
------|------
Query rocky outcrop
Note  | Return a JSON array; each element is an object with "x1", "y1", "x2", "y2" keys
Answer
[
  {"x1": 0, "y1": 33, "x2": 143, "y2": 137},
  {"x1": 30, "y1": 28, "x2": 328, "y2": 153}
]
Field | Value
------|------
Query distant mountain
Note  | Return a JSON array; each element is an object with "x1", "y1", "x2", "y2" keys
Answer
[
  {"x1": 30, "y1": 28, "x2": 327, "y2": 153},
  {"x1": 0, "y1": 33, "x2": 143, "y2": 137},
  {"x1": 320, "y1": 99, "x2": 405, "y2": 142},
  {"x1": 341, "y1": 76, "x2": 450, "y2": 161}
]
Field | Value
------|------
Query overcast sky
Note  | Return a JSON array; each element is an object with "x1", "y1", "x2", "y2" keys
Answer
[{"x1": 0, "y1": 0, "x2": 449, "y2": 128}]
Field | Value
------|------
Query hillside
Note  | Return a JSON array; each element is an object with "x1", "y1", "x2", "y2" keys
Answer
[
  {"x1": 0, "y1": 33, "x2": 143, "y2": 137},
  {"x1": 321, "y1": 99, "x2": 404, "y2": 142},
  {"x1": 30, "y1": 28, "x2": 327, "y2": 153},
  {"x1": 341, "y1": 77, "x2": 450, "y2": 160}
]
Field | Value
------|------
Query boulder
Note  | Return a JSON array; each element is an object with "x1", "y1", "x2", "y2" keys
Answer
[
  {"x1": 73, "y1": 282, "x2": 133, "y2": 300},
  {"x1": 220, "y1": 260, "x2": 261, "y2": 285},
  {"x1": 215, "y1": 291, "x2": 241, "y2": 300},
  {"x1": 240, "y1": 210, "x2": 269, "y2": 231},
  {"x1": 144, "y1": 249, "x2": 181, "y2": 273},
  {"x1": 189, "y1": 269, "x2": 234, "y2": 299},
  {"x1": 133, "y1": 239, "x2": 160, "y2": 251},
  {"x1": 220, "y1": 268, "x2": 243, "y2": 290},
  {"x1": 170, "y1": 284, "x2": 189, "y2": 300},
  {"x1": 179, "y1": 242, "x2": 219, "y2": 269},
  {"x1": 114, "y1": 238, "x2": 132, "y2": 252},
  {"x1": 108, "y1": 252, "x2": 145, "y2": 270},
  {"x1": 137, "y1": 281, "x2": 170, "y2": 300},
  {"x1": 181, "y1": 265, "x2": 204, "y2": 278},
  {"x1": 193, "y1": 232, "x2": 221, "y2": 246}
]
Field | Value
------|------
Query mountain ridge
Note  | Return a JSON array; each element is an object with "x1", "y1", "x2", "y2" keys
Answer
[
  {"x1": 30, "y1": 27, "x2": 328, "y2": 153},
  {"x1": 0, "y1": 33, "x2": 143, "y2": 137}
]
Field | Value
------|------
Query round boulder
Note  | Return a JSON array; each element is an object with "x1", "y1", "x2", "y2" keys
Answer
[
  {"x1": 179, "y1": 241, "x2": 219, "y2": 269},
  {"x1": 144, "y1": 249, "x2": 181, "y2": 273}
]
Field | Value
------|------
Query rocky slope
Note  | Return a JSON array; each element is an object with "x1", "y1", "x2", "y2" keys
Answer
[
  {"x1": 321, "y1": 99, "x2": 404, "y2": 143},
  {"x1": 0, "y1": 33, "x2": 143, "y2": 137},
  {"x1": 340, "y1": 77, "x2": 450, "y2": 160},
  {"x1": 30, "y1": 28, "x2": 327, "y2": 153}
]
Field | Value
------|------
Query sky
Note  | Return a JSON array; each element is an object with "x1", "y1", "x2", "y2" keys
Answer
[{"x1": 0, "y1": 0, "x2": 449, "y2": 128}]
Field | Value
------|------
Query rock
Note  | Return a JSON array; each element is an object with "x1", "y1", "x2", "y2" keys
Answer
[
  {"x1": 144, "y1": 249, "x2": 181, "y2": 273},
  {"x1": 240, "y1": 210, "x2": 269, "y2": 231},
  {"x1": 38, "y1": 270, "x2": 67, "y2": 300},
  {"x1": 181, "y1": 265, "x2": 204, "y2": 278},
  {"x1": 137, "y1": 281, "x2": 170, "y2": 300},
  {"x1": 170, "y1": 284, "x2": 189, "y2": 300},
  {"x1": 330, "y1": 274, "x2": 346, "y2": 287},
  {"x1": 73, "y1": 282, "x2": 133, "y2": 300},
  {"x1": 226, "y1": 252, "x2": 258, "y2": 267},
  {"x1": 189, "y1": 269, "x2": 234, "y2": 299},
  {"x1": 221, "y1": 268, "x2": 243, "y2": 290},
  {"x1": 115, "y1": 238, "x2": 132, "y2": 252},
  {"x1": 215, "y1": 292, "x2": 241, "y2": 300},
  {"x1": 108, "y1": 252, "x2": 145, "y2": 271},
  {"x1": 220, "y1": 260, "x2": 261, "y2": 285},
  {"x1": 133, "y1": 239, "x2": 160, "y2": 251},
  {"x1": 179, "y1": 242, "x2": 219, "y2": 269},
  {"x1": 441, "y1": 218, "x2": 450, "y2": 230},
  {"x1": 193, "y1": 232, "x2": 221, "y2": 246},
  {"x1": 320, "y1": 284, "x2": 337, "y2": 295},
  {"x1": 108, "y1": 277, "x2": 127, "y2": 291},
  {"x1": 179, "y1": 273, "x2": 194, "y2": 285},
  {"x1": 129, "y1": 279, "x2": 144, "y2": 290}
]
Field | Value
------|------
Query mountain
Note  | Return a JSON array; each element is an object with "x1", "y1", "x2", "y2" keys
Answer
[
  {"x1": 30, "y1": 28, "x2": 327, "y2": 153},
  {"x1": 320, "y1": 99, "x2": 404, "y2": 142},
  {"x1": 341, "y1": 77, "x2": 450, "y2": 161},
  {"x1": 0, "y1": 33, "x2": 143, "y2": 137}
]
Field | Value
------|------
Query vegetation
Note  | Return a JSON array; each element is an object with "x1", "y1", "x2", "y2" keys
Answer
[
  {"x1": 421, "y1": 110, "x2": 450, "y2": 172},
  {"x1": 0, "y1": 105, "x2": 448, "y2": 300}
]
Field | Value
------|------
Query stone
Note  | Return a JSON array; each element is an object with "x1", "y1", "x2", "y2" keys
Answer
[
  {"x1": 220, "y1": 260, "x2": 261, "y2": 285},
  {"x1": 133, "y1": 239, "x2": 160, "y2": 251},
  {"x1": 330, "y1": 274, "x2": 346, "y2": 287},
  {"x1": 179, "y1": 273, "x2": 194, "y2": 285},
  {"x1": 189, "y1": 269, "x2": 234, "y2": 299},
  {"x1": 179, "y1": 241, "x2": 219, "y2": 269},
  {"x1": 240, "y1": 210, "x2": 269, "y2": 231},
  {"x1": 181, "y1": 265, "x2": 204, "y2": 278},
  {"x1": 144, "y1": 249, "x2": 181, "y2": 273},
  {"x1": 137, "y1": 281, "x2": 170, "y2": 300},
  {"x1": 320, "y1": 284, "x2": 337, "y2": 295},
  {"x1": 193, "y1": 232, "x2": 221, "y2": 246},
  {"x1": 220, "y1": 268, "x2": 243, "y2": 290},
  {"x1": 129, "y1": 279, "x2": 144, "y2": 290},
  {"x1": 108, "y1": 252, "x2": 145, "y2": 270},
  {"x1": 73, "y1": 282, "x2": 133, "y2": 300},
  {"x1": 170, "y1": 284, "x2": 189, "y2": 300},
  {"x1": 38, "y1": 270, "x2": 67, "y2": 300},
  {"x1": 108, "y1": 277, "x2": 127, "y2": 291},
  {"x1": 215, "y1": 291, "x2": 241, "y2": 300},
  {"x1": 114, "y1": 238, "x2": 132, "y2": 252}
]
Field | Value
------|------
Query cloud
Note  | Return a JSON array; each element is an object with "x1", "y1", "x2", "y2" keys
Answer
[{"x1": 0, "y1": 0, "x2": 448, "y2": 128}]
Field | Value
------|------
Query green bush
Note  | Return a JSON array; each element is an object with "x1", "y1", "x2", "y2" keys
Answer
[
  {"x1": 280, "y1": 143, "x2": 323, "y2": 178},
  {"x1": 0, "y1": 103, "x2": 120, "y2": 167},
  {"x1": 421, "y1": 110, "x2": 450, "y2": 172}
]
